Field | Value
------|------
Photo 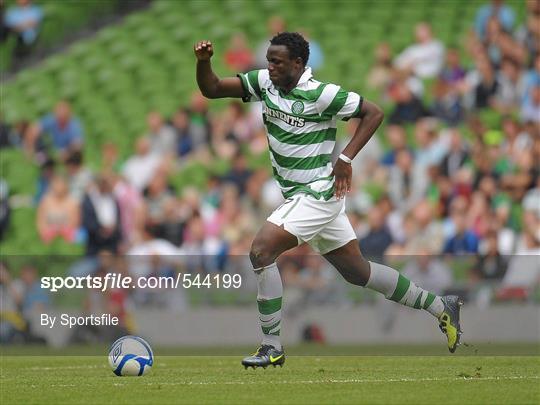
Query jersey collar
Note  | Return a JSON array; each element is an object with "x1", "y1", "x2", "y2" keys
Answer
[{"x1": 297, "y1": 67, "x2": 313, "y2": 86}]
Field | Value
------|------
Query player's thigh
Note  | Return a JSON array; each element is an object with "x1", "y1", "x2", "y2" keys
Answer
[{"x1": 250, "y1": 221, "x2": 299, "y2": 268}]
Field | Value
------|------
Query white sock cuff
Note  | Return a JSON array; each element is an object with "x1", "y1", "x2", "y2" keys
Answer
[
  {"x1": 366, "y1": 261, "x2": 400, "y2": 298},
  {"x1": 253, "y1": 262, "x2": 279, "y2": 273}
]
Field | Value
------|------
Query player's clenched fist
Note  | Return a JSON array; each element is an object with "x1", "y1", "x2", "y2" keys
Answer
[{"x1": 194, "y1": 40, "x2": 214, "y2": 61}]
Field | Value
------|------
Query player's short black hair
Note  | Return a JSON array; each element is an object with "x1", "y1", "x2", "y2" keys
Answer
[{"x1": 270, "y1": 32, "x2": 310, "y2": 66}]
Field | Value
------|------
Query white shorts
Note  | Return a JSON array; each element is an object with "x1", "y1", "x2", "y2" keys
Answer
[{"x1": 267, "y1": 193, "x2": 357, "y2": 254}]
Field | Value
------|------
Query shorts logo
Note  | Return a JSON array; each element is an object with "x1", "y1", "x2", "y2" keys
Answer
[{"x1": 291, "y1": 101, "x2": 304, "y2": 115}]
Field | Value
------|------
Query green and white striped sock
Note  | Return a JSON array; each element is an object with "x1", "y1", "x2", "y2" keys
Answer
[
  {"x1": 366, "y1": 261, "x2": 444, "y2": 317},
  {"x1": 255, "y1": 262, "x2": 283, "y2": 350}
]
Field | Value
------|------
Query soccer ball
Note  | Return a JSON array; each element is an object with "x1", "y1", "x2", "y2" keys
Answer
[{"x1": 108, "y1": 335, "x2": 154, "y2": 376}]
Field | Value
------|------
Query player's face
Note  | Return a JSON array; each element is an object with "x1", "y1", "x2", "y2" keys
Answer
[{"x1": 266, "y1": 45, "x2": 302, "y2": 89}]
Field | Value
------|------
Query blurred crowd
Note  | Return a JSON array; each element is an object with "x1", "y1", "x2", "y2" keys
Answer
[
  {"x1": 1, "y1": 0, "x2": 44, "y2": 68},
  {"x1": 1, "y1": 1, "x2": 539, "y2": 338}
]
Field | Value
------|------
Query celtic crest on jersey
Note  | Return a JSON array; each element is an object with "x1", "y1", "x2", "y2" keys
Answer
[{"x1": 291, "y1": 100, "x2": 304, "y2": 115}]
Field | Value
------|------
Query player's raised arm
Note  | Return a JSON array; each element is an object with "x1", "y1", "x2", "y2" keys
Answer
[{"x1": 194, "y1": 40, "x2": 247, "y2": 99}]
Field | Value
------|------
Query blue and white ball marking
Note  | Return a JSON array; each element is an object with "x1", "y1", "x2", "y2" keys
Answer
[{"x1": 108, "y1": 336, "x2": 153, "y2": 376}]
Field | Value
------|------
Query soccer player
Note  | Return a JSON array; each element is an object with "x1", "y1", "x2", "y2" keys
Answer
[{"x1": 194, "y1": 32, "x2": 462, "y2": 369}]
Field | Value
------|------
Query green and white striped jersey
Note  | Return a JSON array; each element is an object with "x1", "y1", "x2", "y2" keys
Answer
[{"x1": 237, "y1": 67, "x2": 363, "y2": 200}]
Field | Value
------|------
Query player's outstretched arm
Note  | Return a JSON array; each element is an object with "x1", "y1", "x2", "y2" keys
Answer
[
  {"x1": 194, "y1": 40, "x2": 246, "y2": 99},
  {"x1": 333, "y1": 99, "x2": 384, "y2": 199}
]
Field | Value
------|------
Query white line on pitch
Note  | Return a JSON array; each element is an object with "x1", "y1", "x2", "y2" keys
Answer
[{"x1": 33, "y1": 375, "x2": 539, "y2": 388}]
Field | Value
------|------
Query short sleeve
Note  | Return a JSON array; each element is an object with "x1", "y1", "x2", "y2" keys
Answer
[
  {"x1": 237, "y1": 69, "x2": 262, "y2": 102},
  {"x1": 317, "y1": 84, "x2": 363, "y2": 121}
]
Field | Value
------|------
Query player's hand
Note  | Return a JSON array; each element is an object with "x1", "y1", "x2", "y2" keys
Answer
[
  {"x1": 331, "y1": 159, "x2": 352, "y2": 200},
  {"x1": 194, "y1": 40, "x2": 214, "y2": 61}
]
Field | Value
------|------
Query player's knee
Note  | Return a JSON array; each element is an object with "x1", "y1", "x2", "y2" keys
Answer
[{"x1": 249, "y1": 240, "x2": 277, "y2": 269}]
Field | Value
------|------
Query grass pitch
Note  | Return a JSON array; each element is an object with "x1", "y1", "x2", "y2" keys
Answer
[{"x1": 1, "y1": 345, "x2": 539, "y2": 404}]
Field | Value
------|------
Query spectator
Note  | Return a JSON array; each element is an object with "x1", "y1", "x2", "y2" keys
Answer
[
  {"x1": 483, "y1": 16, "x2": 527, "y2": 68},
  {"x1": 431, "y1": 78, "x2": 464, "y2": 126},
  {"x1": 483, "y1": 17, "x2": 506, "y2": 68},
  {"x1": 439, "y1": 48, "x2": 467, "y2": 86},
  {"x1": 521, "y1": 85, "x2": 540, "y2": 123},
  {"x1": 439, "y1": 128, "x2": 469, "y2": 179},
  {"x1": 515, "y1": 1, "x2": 540, "y2": 65},
  {"x1": 65, "y1": 150, "x2": 93, "y2": 202},
  {"x1": 187, "y1": 92, "x2": 212, "y2": 153},
  {"x1": 473, "y1": 56, "x2": 500, "y2": 109},
  {"x1": 36, "y1": 175, "x2": 80, "y2": 244},
  {"x1": 224, "y1": 33, "x2": 254, "y2": 72},
  {"x1": 387, "y1": 79, "x2": 430, "y2": 124},
  {"x1": 467, "y1": 191, "x2": 492, "y2": 239},
  {"x1": 493, "y1": 58, "x2": 525, "y2": 113},
  {"x1": 394, "y1": 22, "x2": 445, "y2": 79},
  {"x1": 156, "y1": 197, "x2": 186, "y2": 247},
  {"x1": 359, "y1": 205, "x2": 393, "y2": 262},
  {"x1": 475, "y1": 0, "x2": 515, "y2": 40},
  {"x1": 34, "y1": 157, "x2": 55, "y2": 204},
  {"x1": 500, "y1": 116, "x2": 533, "y2": 164},
  {"x1": 413, "y1": 119, "x2": 449, "y2": 168},
  {"x1": 145, "y1": 111, "x2": 176, "y2": 156},
  {"x1": 380, "y1": 125, "x2": 408, "y2": 166},
  {"x1": 443, "y1": 211, "x2": 480, "y2": 254},
  {"x1": 406, "y1": 199, "x2": 445, "y2": 255},
  {"x1": 222, "y1": 100, "x2": 256, "y2": 143},
  {"x1": 122, "y1": 136, "x2": 162, "y2": 191},
  {"x1": 470, "y1": 231, "x2": 508, "y2": 282},
  {"x1": 171, "y1": 108, "x2": 193, "y2": 158},
  {"x1": 388, "y1": 149, "x2": 429, "y2": 212},
  {"x1": 366, "y1": 43, "x2": 393, "y2": 92},
  {"x1": 220, "y1": 151, "x2": 253, "y2": 195},
  {"x1": 213, "y1": 183, "x2": 256, "y2": 246},
  {"x1": 111, "y1": 173, "x2": 145, "y2": 248},
  {"x1": 81, "y1": 175, "x2": 122, "y2": 256},
  {"x1": 25, "y1": 101, "x2": 83, "y2": 160},
  {"x1": 210, "y1": 115, "x2": 239, "y2": 160},
  {"x1": 3, "y1": 0, "x2": 43, "y2": 65},
  {"x1": 143, "y1": 171, "x2": 174, "y2": 228}
]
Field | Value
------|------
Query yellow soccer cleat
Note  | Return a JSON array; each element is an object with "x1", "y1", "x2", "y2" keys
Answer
[
  {"x1": 438, "y1": 295, "x2": 463, "y2": 353},
  {"x1": 242, "y1": 345, "x2": 285, "y2": 369}
]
